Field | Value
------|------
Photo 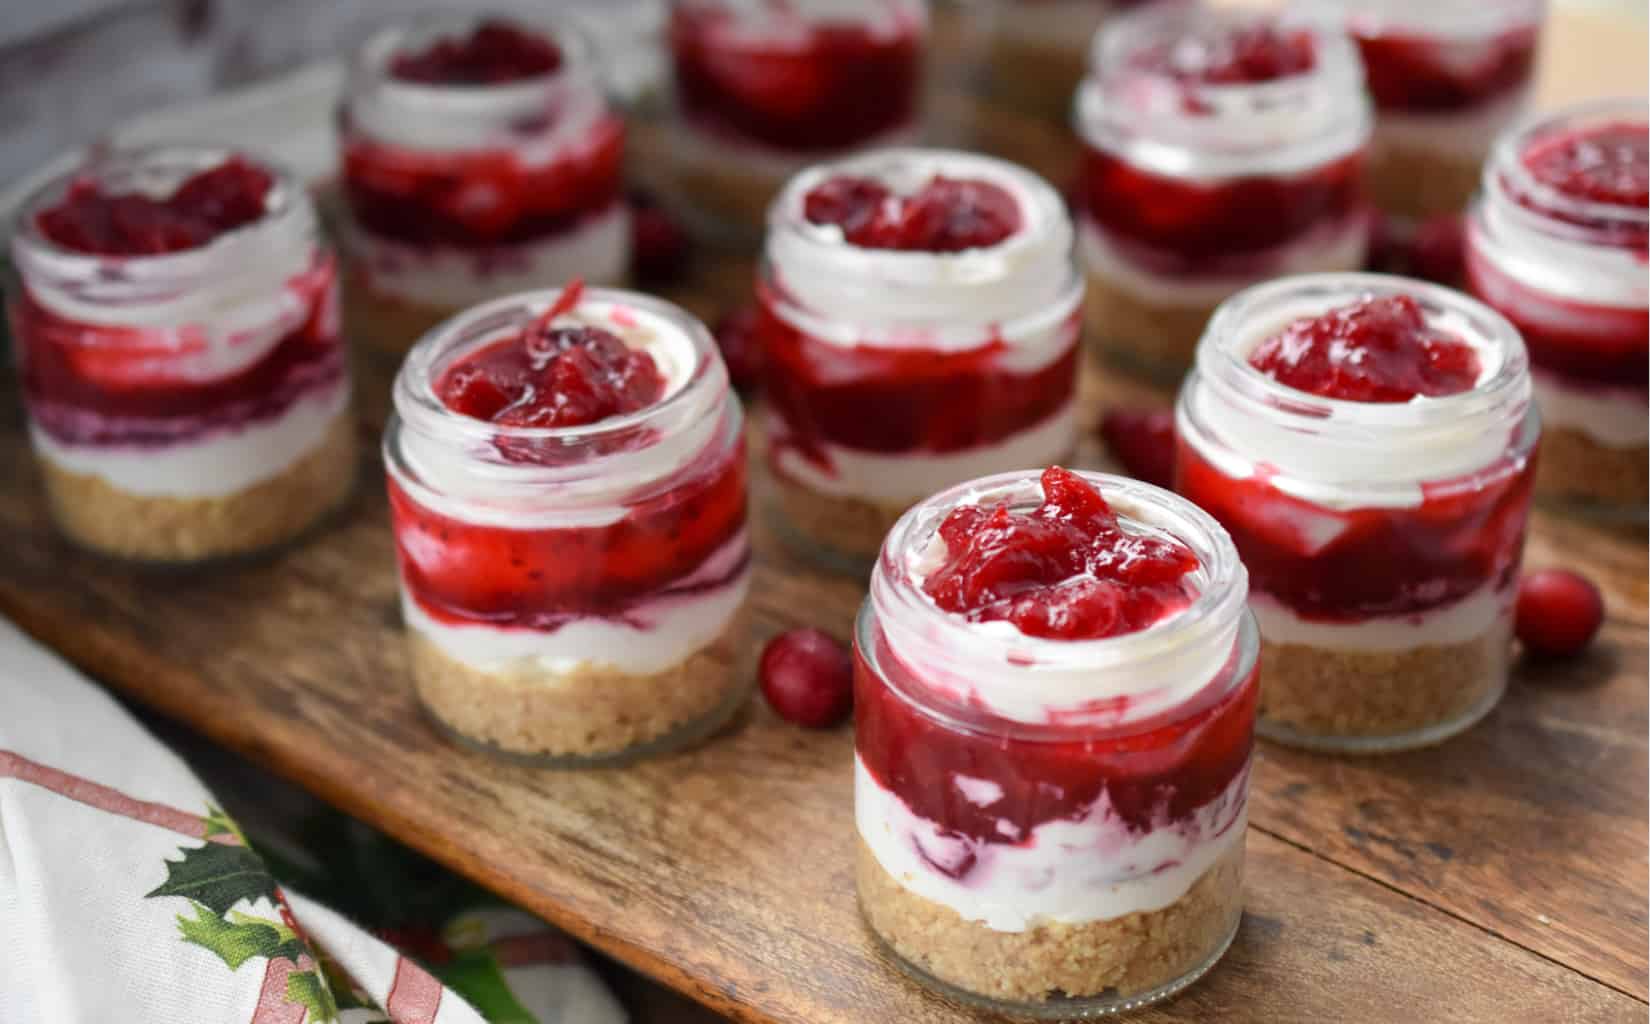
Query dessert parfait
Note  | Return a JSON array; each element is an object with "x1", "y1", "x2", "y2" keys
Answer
[
  {"x1": 1466, "y1": 100, "x2": 1648, "y2": 521},
  {"x1": 340, "y1": 17, "x2": 628, "y2": 352},
  {"x1": 666, "y1": 0, "x2": 927, "y2": 237},
  {"x1": 384, "y1": 283, "x2": 750, "y2": 764},
  {"x1": 1176, "y1": 274, "x2": 1539, "y2": 752},
  {"x1": 7, "y1": 145, "x2": 355, "y2": 563},
  {"x1": 856, "y1": 467, "x2": 1256, "y2": 1014},
  {"x1": 757, "y1": 149, "x2": 1082, "y2": 569},
  {"x1": 1326, "y1": 0, "x2": 1547, "y2": 221},
  {"x1": 1075, "y1": 3, "x2": 1372, "y2": 382}
]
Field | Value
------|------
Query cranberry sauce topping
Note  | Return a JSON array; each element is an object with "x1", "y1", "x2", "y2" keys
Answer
[
  {"x1": 756, "y1": 280, "x2": 1076, "y2": 463},
  {"x1": 921, "y1": 467, "x2": 1199, "y2": 640},
  {"x1": 1247, "y1": 295, "x2": 1482, "y2": 402},
  {"x1": 388, "y1": 433, "x2": 747, "y2": 629},
  {"x1": 803, "y1": 175, "x2": 1021, "y2": 252},
  {"x1": 1134, "y1": 23, "x2": 1316, "y2": 85},
  {"x1": 1524, "y1": 121, "x2": 1650, "y2": 209},
  {"x1": 669, "y1": 3, "x2": 920, "y2": 151},
  {"x1": 1079, "y1": 148, "x2": 1363, "y2": 269},
  {"x1": 855, "y1": 634, "x2": 1257, "y2": 844},
  {"x1": 1175, "y1": 435, "x2": 1534, "y2": 621},
  {"x1": 1353, "y1": 25, "x2": 1539, "y2": 113},
  {"x1": 342, "y1": 114, "x2": 623, "y2": 247},
  {"x1": 437, "y1": 299, "x2": 666, "y2": 430},
  {"x1": 36, "y1": 157, "x2": 273, "y2": 256},
  {"x1": 390, "y1": 21, "x2": 562, "y2": 85},
  {"x1": 12, "y1": 256, "x2": 343, "y2": 446}
]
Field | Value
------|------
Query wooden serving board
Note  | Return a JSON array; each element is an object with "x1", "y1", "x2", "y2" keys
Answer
[{"x1": 1, "y1": 11, "x2": 1645, "y2": 1023}]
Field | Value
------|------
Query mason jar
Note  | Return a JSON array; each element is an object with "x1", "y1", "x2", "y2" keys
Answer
[
  {"x1": 7, "y1": 144, "x2": 355, "y2": 564},
  {"x1": 384, "y1": 287, "x2": 750, "y2": 765},
  {"x1": 339, "y1": 15, "x2": 629, "y2": 352},
  {"x1": 1176, "y1": 273, "x2": 1539, "y2": 753},
  {"x1": 855, "y1": 469, "x2": 1256, "y2": 1016}
]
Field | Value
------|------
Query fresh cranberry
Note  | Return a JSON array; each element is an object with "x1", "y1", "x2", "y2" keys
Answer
[
  {"x1": 712, "y1": 305, "x2": 765, "y2": 393},
  {"x1": 1408, "y1": 214, "x2": 1467, "y2": 286},
  {"x1": 36, "y1": 156, "x2": 273, "y2": 256},
  {"x1": 1099, "y1": 408, "x2": 1176, "y2": 490},
  {"x1": 390, "y1": 20, "x2": 562, "y2": 85},
  {"x1": 1248, "y1": 294, "x2": 1481, "y2": 403},
  {"x1": 760, "y1": 629, "x2": 853, "y2": 728},
  {"x1": 1137, "y1": 23, "x2": 1316, "y2": 85},
  {"x1": 1516, "y1": 569, "x2": 1605, "y2": 658},
  {"x1": 802, "y1": 174, "x2": 1021, "y2": 252},
  {"x1": 628, "y1": 191, "x2": 692, "y2": 286},
  {"x1": 1523, "y1": 121, "x2": 1650, "y2": 209},
  {"x1": 922, "y1": 467, "x2": 1200, "y2": 640}
]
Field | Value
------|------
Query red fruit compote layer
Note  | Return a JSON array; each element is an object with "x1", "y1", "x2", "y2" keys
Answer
[
  {"x1": 758, "y1": 149, "x2": 1082, "y2": 566},
  {"x1": 1176, "y1": 274, "x2": 1538, "y2": 751},
  {"x1": 7, "y1": 146, "x2": 352, "y2": 562},
  {"x1": 340, "y1": 18, "x2": 628, "y2": 345},
  {"x1": 1467, "y1": 100, "x2": 1648, "y2": 519},
  {"x1": 1327, "y1": 0, "x2": 1547, "y2": 219},
  {"x1": 856, "y1": 467, "x2": 1255, "y2": 1009},
  {"x1": 1073, "y1": 3, "x2": 1371, "y2": 379},
  {"x1": 664, "y1": 0, "x2": 926, "y2": 231},
  {"x1": 385, "y1": 285, "x2": 750, "y2": 762}
]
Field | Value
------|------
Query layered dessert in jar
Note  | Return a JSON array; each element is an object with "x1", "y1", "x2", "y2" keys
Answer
[
  {"x1": 1075, "y1": 3, "x2": 1372, "y2": 383},
  {"x1": 856, "y1": 467, "x2": 1256, "y2": 1014},
  {"x1": 7, "y1": 145, "x2": 355, "y2": 563},
  {"x1": 1325, "y1": 0, "x2": 1547, "y2": 221},
  {"x1": 666, "y1": 0, "x2": 927, "y2": 237},
  {"x1": 757, "y1": 149, "x2": 1082, "y2": 569},
  {"x1": 339, "y1": 17, "x2": 628, "y2": 352},
  {"x1": 1176, "y1": 274, "x2": 1539, "y2": 752},
  {"x1": 1467, "y1": 100, "x2": 1648, "y2": 521},
  {"x1": 385, "y1": 283, "x2": 750, "y2": 764}
]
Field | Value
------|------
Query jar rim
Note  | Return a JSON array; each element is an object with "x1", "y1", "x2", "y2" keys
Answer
[
  {"x1": 1482, "y1": 97, "x2": 1649, "y2": 244},
  {"x1": 1323, "y1": 0, "x2": 1546, "y2": 38},
  {"x1": 348, "y1": 12, "x2": 597, "y2": 109}
]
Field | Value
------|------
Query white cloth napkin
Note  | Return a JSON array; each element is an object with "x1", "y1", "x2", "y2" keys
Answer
[{"x1": 0, "y1": 616, "x2": 627, "y2": 1024}]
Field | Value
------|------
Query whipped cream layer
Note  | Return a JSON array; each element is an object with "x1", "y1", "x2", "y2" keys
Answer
[
  {"x1": 1250, "y1": 583, "x2": 1513, "y2": 652},
  {"x1": 1532, "y1": 370, "x2": 1649, "y2": 448},
  {"x1": 770, "y1": 401, "x2": 1077, "y2": 504},
  {"x1": 1080, "y1": 213, "x2": 1371, "y2": 309},
  {"x1": 405, "y1": 531, "x2": 750, "y2": 677},
  {"x1": 766, "y1": 149, "x2": 1081, "y2": 348},
  {"x1": 392, "y1": 295, "x2": 712, "y2": 530},
  {"x1": 30, "y1": 378, "x2": 349, "y2": 499},
  {"x1": 856, "y1": 755, "x2": 1247, "y2": 932},
  {"x1": 351, "y1": 205, "x2": 629, "y2": 311},
  {"x1": 1373, "y1": 89, "x2": 1531, "y2": 160}
]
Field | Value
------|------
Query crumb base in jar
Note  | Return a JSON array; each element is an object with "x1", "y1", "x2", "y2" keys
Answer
[
  {"x1": 1364, "y1": 133, "x2": 1493, "y2": 221},
  {"x1": 36, "y1": 411, "x2": 357, "y2": 564},
  {"x1": 857, "y1": 837, "x2": 1244, "y2": 1013},
  {"x1": 408, "y1": 610, "x2": 750, "y2": 764},
  {"x1": 773, "y1": 474, "x2": 913, "y2": 569},
  {"x1": 1534, "y1": 426, "x2": 1650, "y2": 523},
  {"x1": 341, "y1": 271, "x2": 456, "y2": 353},
  {"x1": 1256, "y1": 616, "x2": 1512, "y2": 753},
  {"x1": 343, "y1": 204, "x2": 630, "y2": 314}
]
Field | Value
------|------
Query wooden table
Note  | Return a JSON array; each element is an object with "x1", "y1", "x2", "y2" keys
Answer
[{"x1": 1, "y1": 11, "x2": 1644, "y2": 1023}]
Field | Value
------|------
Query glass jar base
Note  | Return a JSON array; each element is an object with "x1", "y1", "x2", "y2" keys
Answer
[
  {"x1": 1257, "y1": 673, "x2": 1506, "y2": 755},
  {"x1": 865, "y1": 903, "x2": 1241, "y2": 1020}
]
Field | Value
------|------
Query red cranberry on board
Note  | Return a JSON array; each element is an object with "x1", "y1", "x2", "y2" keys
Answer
[
  {"x1": 628, "y1": 190, "x2": 692, "y2": 286},
  {"x1": 760, "y1": 628, "x2": 853, "y2": 728},
  {"x1": 1099, "y1": 408, "x2": 1177, "y2": 490},
  {"x1": 1409, "y1": 214, "x2": 1467, "y2": 287},
  {"x1": 1516, "y1": 569, "x2": 1605, "y2": 658},
  {"x1": 712, "y1": 305, "x2": 765, "y2": 393}
]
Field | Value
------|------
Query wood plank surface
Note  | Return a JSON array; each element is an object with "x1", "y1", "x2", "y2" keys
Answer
[{"x1": 0, "y1": 8, "x2": 1645, "y2": 1023}]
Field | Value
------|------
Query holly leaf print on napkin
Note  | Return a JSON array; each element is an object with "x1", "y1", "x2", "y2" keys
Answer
[
  {"x1": 176, "y1": 904, "x2": 307, "y2": 970},
  {"x1": 147, "y1": 839, "x2": 277, "y2": 915}
]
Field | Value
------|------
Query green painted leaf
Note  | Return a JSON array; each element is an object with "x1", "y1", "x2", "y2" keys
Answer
[
  {"x1": 201, "y1": 805, "x2": 246, "y2": 844},
  {"x1": 147, "y1": 841, "x2": 276, "y2": 915},
  {"x1": 285, "y1": 968, "x2": 340, "y2": 1024},
  {"x1": 176, "y1": 904, "x2": 297, "y2": 971},
  {"x1": 437, "y1": 950, "x2": 537, "y2": 1024}
]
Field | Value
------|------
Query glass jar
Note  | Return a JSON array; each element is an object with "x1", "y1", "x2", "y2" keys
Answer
[
  {"x1": 1322, "y1": 0, "x2": 1547, "y2": 221},
  {"x1": 1074, "y1": 3, "x2": 1372, "y2": 383},
  {"x1": 664, "y1": 0, "x2": 928, "y2": 238},
  {"x1": 855, "y1": 470, "x2": 1256, "y2": 1016},
  {"x1": 1466, "y1": 99, "x2": 1648, "y2": 523},
  {"x1": 6, "y1": 144, "x2": 355, "y2": 564},
  {"x1": 1175, "y1": 273, "x2": 1539, "y2": 753},
  {"x1": 757, "y1": 148, "x2": 1082, "y2": 571},
  {"x1": 339, "y1": 15, "x2": 630, "y2": 352},
  {"x1": 384, "y1": 287, "x2": 750, "y2": 766}
]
